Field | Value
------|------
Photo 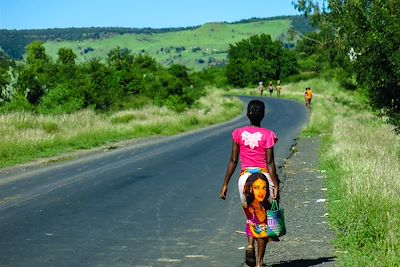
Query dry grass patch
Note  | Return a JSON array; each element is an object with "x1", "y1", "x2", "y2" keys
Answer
[
  {"x1": 329, "y1": 109, "x2": 400, "y2": 200},
  {"x1": 0, "y1": 89, "x2": 242, "y2": 167}
]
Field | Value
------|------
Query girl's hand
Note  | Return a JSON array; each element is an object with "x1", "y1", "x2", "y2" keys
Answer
[
  {"x1": 220, "y1": 185, "x2": 228, "y2": 200},
  {"x1": 272, "y1": 186, "x2": 279, "y2": 200}
]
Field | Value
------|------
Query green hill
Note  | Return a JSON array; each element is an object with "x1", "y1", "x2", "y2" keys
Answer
[{"x1": 43, "y1": 19, "x2": 292, "y2": 71}]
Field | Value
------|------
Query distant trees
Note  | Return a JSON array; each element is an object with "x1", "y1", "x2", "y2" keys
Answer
[
  {"x1": 226, "y1": 33, "x2": 298, "y2": 87},
  {"x1": 0, "y1": 26, "x2": 200, "y2": 60},
  {"x1": 0, "y1": 44, "x2": 204, "y2": 114}
]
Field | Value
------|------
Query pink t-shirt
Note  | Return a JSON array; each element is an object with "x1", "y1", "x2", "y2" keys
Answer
[{"x1": 232, "y1": 126, "x2": 278, "y2": 169}]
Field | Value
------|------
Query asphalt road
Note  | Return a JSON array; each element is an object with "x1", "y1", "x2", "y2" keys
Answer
[{"x1": 0, "y1": 96, "x2": 308, "y2": 267}]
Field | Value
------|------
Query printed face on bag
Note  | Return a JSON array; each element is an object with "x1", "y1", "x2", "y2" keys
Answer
[{"x1": 251, "y1": 178, "x2": 267, "y2": 202}]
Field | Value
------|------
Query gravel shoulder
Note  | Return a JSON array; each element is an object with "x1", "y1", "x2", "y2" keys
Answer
[{"x1": 266, "y1": 136, "x2": 336, "y2": 267}]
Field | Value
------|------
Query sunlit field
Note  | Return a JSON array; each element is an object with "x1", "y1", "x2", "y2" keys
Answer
[
  {"x1": 43, "y1": 19, "x2": 291, "y2": 71},
  {"x1": 0, "y1": 89, "x2": 242, "y2": 168}
]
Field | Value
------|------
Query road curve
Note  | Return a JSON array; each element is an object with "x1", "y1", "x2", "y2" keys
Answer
[{"x1": 0, "y1": 96, "x2": 308, "y2": 267}]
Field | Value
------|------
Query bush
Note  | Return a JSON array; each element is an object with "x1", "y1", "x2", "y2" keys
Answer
[
  {"x1": 0, "y1": 93, "x2": 34, "y2": 112},
  {"x1": 38, "y1": 84, "x2": 84, "y2": 114},
  {"x1": 164, "y1": 95, "x2": 187, "y2": 112},
  {"x1": 5, "y1": 45, "x2": 205, "y2": 114},
  {"x1": 297, "y1": 54, "x2": 318, "y2": 72},
  {"x1": 190, "y1": 67, "x2": 228, "y2": 88}
]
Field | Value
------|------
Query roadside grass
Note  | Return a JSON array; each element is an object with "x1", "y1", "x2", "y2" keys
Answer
[
  {"x1": 228, "y1": 78, "x2": 400, "y2": 266},
  {"x1": 285, "y1": 79, "x2": 400, "y2": 266},
  {"x1": 322, "y1": 107, "x2": 400, "y2": 266},
  {"x1": 0, "y1": 89, "x2": 242, "y2": 168}
]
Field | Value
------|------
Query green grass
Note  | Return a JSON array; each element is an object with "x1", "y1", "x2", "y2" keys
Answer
[
  {"x1": 322, "y1": 109, "x2": 400, "y2": 266},
  {"x1": 291, "y1": 79, "x2": 400, "y2": 266},
  {"x1": 43, "y1": 19, "x2": 291, "y2": 71},
  {"x1": 0, "y1": 90, "x2": 242, "y2": 168}
]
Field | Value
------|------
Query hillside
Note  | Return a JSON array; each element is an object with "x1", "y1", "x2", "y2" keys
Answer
[
  {"x1": 0, "y1": 15, "x2": 314, "y2": 71},
  {"x1": 44, "y1": 19, "x2": 292, "y2": 71}
]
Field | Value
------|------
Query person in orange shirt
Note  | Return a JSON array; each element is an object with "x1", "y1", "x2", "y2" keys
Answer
[{"x1": 304, "y1": 87, "x2": 313, "y2": 109}]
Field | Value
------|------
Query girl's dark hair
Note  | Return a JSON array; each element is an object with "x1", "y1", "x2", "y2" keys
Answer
[
  {"x1": 243, "y1": 172, "x2": 269, "y2": 207},
  {"x1": 247, "y1": 100, "x2": 265, "y2": 125}
]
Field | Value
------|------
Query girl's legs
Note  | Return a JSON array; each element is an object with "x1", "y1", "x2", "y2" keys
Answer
[
  {"x1": 256, "y1": 238, "x2": 268, "y2": 267},
  {"x1": 247, "y1": 236, "x2": 255, "y2": 249},
  {"x1": 245, "y1": 236, "x2": 256, "y2": 266}
]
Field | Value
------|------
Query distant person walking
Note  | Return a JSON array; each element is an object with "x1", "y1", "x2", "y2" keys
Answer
[
  {"x1": 304, "y1": 87, "x2": 313, "y2": 109},
  {"x1": 220, "y1": 100, "x2": 280, "y2": 267},
  {"x1": 268, "y1": 81, "x2": 273, "y2": 97},
  {"x1": 276, "y1": 80, "x2": 281, "y2": 97},
  {"x1": 258, "y1": 82, "x2": 264, "y2": 97}
]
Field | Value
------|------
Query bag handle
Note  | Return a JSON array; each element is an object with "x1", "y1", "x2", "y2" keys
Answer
[{"x1": 270, "y1": 200, "x2": 280, "y2": 211}]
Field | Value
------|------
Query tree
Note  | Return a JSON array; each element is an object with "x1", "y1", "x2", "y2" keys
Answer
[
  {"x1": 295, "y1": 31, "x2": 321, "y2": 56},
  {"x1": 226, "y1": 33, "x2": 298, "y2": 87},
  {"x1": 57, "y1": 48, "x2": 77, "y2": 65},
  {"x1": 294, "y1": 0, "x2": 400, "y2": 115},
  {"x1": 0, "y1": 49, "x2": 16, "y2": 95},
  {"x1": 168, "y1": 64, "x2": 190, "y2": 84},
  {"x1": 19, "y1": 41, "x2": 52, "y2": 105},
  {"x1": 26, "y1": 41, "x2": 49, "y2": 65},
  {"x1": 107, "y1": 46, "x2": 133, "y2": 70}
]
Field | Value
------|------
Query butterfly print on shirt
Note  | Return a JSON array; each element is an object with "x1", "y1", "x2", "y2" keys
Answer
[{"x1": 241, "y1": 131, "x2": 263, "y2": 149}]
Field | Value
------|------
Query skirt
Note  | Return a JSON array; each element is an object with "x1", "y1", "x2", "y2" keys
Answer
[
  {"x1": 238, "y1": 167, "x2": 274, "y2": 209},
  {"x1": 238, "y1": 167, "x2": 274, "y2": 237}
]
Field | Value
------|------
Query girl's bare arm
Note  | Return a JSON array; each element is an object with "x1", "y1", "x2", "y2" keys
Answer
[{"x1": 220, "y1": 141, "x2": 239, "y2": 199}]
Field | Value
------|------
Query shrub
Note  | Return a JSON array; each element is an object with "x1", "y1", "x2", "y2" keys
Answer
[
  {"x1": 0, "y1": 93, "x2": 34, "y2": 112},
  {"x1": 38, "y1": 84, "x2": 84, "y2": 114},
  {"x1": 164, "y1": 95, "x2": 187, "y2": 112}
]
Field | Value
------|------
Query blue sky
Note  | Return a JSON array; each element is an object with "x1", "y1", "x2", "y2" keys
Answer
[{"x1": 0, "y1": 0, "x2": 300, "y2": 30}]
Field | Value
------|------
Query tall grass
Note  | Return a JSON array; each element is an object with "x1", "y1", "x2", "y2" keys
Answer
[
  {"x1": 287, "y1": 78, "x2": 400, "y2": 266},
  {"x1": 0, "y1": 89, "x2": 242, "y2": 168},
  {"x1": 324, "y1": 108, "x2": 400, "y2": 266}
]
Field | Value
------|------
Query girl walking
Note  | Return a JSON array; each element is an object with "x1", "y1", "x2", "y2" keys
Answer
[
  {"x1": 268, "y1": 81, "x2": 274, "y2": 97},
  {"x1": 276, "y1": 80, "x2": 281, "y2": 97},
  {"x1": 220, "y1": 100, "x2": 280, "y2": 267},
  {"x1": 258, "y1": 82, "x2": 264, "y2": 97}
]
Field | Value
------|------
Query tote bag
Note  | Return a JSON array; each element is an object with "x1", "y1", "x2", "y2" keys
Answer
[{"x1": 266, "y1": 200, "x2": 286, "y2": 237}]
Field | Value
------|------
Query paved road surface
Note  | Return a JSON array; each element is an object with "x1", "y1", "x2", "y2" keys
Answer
[{"x1": 0, "y1": 96, "x2": 308, "y2": 267}]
